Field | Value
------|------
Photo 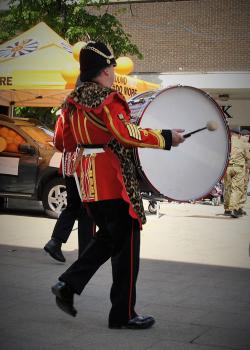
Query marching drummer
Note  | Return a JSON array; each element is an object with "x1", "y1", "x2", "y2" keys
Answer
[{"x1": 51, "y1": 41, "x2": 185, "y2": 329}]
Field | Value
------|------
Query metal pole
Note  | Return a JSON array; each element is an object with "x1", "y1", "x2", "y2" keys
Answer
[{"x1": 9, "y1": 103, "x2": 15, "y2": 118}]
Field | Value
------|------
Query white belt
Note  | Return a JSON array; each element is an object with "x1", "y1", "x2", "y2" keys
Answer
[
  {"x1": 83, "y1": 148, "x2": 105, "y2": 156},
  {"x1": 73, "y1": 147, "x2": 105, "y2": 200}
]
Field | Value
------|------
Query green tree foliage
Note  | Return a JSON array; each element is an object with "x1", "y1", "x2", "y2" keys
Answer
[
  {"x1": 14, "y1": 107, "x2": 58, "y2": 129},
  {"x1": 0, "y1": 0, "x2": 142, "y2": 127},
  {"x1": 0, "y1": 0, "x2": 142, "y2": 58}
]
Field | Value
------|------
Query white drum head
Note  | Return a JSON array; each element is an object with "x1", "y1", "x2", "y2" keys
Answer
[{"x1": 136, "y1": 86, "x2": 230, "y2": 201}]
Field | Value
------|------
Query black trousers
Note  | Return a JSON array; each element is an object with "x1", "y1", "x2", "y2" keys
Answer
[
  {"x1": 59, "y1": 199, "x2": 140, "y2": 324},
  {"x1": 51, "y1": 176, "x2": 94, "y2": 255}
]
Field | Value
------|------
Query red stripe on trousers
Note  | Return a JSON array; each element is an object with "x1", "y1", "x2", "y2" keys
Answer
[
  {"x1": 92, "y1": 223, "x2": 96, "y2": 237},
  {"x1": 128, "y1": 220, "x2": 134, "y2": 320}
]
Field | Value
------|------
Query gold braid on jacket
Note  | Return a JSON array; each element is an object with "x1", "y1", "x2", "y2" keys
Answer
[{"x1": 63, "y1": 82, "x2": 146, "y2": 224}]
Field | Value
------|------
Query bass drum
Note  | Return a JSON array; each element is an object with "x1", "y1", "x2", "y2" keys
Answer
[{"x1": 128, "y1": 85, "x2": 230, "y2": 202}]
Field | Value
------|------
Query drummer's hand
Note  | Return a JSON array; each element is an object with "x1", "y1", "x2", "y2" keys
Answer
[{"x1": 171, "y1": 129, "x2": 185, "y2": 146}]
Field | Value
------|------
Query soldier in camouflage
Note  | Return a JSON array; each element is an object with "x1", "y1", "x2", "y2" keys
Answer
[
  {"x1": 239, "y1": 129, "x2": 250, "y2": 215},
  {"x1": 223, "y1": 127, "x2": 250, "y2": 218}
]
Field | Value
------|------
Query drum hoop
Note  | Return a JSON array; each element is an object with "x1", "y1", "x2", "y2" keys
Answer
[{"x1": 134, "y1": 85, "x2": 231, "y2": 202}]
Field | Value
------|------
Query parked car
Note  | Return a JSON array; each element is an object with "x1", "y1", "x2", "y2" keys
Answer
[{"x1": 0, "y1": 114, "x2": 66, "y2": 217}]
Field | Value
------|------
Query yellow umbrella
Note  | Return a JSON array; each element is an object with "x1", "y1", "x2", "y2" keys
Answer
[
  {"x1": 0, "y1": 22, "x2": 78, "y2": 107},
  {"x1": 0, "y1": 23, "x2": 160, "y2": 109},
  {"x1": 112, "y1": 73, "x2": 159, "y2": 100}
]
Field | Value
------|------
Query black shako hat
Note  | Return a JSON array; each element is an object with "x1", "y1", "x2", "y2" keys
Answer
[{"x1": 79, "y1": 41, "x2": 116, "y2": 82}]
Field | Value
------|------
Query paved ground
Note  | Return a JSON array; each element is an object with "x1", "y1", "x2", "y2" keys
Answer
[{"x1": 0, "y1": 198, "x2": 250, "y2": 350}]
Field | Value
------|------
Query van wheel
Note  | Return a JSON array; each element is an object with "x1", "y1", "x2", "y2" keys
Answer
[{"x1": 42, "y1": 177, "x2": 67, "y2": 218}]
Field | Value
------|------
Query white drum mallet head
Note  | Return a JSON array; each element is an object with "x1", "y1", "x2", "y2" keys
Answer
[{"x1": 184, "y1": 120, "x2": 218, "y2": 138}]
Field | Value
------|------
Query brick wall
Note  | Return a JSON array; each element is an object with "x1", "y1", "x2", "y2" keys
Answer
[{"x1": 96, "y1": 0, "x2": 250, "y2": 73}]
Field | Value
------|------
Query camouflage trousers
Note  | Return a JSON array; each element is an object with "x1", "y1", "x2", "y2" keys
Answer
[
  {"x1": 224, "y1": 165, "x2": 246, "y2": 211},
  {"x1": 239, "y1": 169, "x2": 250, "y2": 207}
]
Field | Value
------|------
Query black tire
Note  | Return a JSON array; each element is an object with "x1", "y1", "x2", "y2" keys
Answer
[{"x1": 42, "y1": 177, "x2": 67, "y2": 218}]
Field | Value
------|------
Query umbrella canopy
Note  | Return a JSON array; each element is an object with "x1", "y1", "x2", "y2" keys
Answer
[
  {"x1": 0, "y1": 22, "x2": 77, "y2": 107},
  {"x1": 0, "y1": 22, "x2": 160, "y2": 108},
  {"x1": 113, "y1": 73, "x2": 159, "y2": 100}
]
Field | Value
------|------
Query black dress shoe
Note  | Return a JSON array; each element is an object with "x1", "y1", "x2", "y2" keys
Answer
[
  {"x1": 231, "y1": 209, "x2": 242, "y2": 218},
  {"x1": 238, "y1": 208, "x2": 247, "y2": 216},
  {"x1": 224, "y1": 210, "x2": 232, "y2": 216},
  {"x1": 109, "y1": 315, "x2": 155, "y2": 329},
  {"x1": 44, "y1": 239, "x2": 66, "y2": 262},
  {"x1": 51, "y1": 281, "x2": 77, "y2": 317}
]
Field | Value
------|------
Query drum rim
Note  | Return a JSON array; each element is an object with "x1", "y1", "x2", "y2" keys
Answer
[{"x1": 134, "y1": 85, "x2": 231, "y2": 202}]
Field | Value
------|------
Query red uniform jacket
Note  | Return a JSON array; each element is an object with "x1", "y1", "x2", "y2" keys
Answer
[
  {"x1": 54, "y1": 112, "x2": 78, "y2": 177},
  {"x1": 63, "y1": 83, "x2": 171, "y2": 225}
]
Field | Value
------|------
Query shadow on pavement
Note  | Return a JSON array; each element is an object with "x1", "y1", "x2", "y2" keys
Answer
[
  {"x1": 0, "y1": 243, "x2": 250, "y2": 350},
  {"x1": 0, "y1": 198, "x2": 57, "y2": 219},
  {"x1": 186, "y1": 214, "x2": 232, "y2": 220}
]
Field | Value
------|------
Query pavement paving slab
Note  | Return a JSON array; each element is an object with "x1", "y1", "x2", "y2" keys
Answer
[{"x1": 0, "y1": 198, "x2": 250, "y2": 349}]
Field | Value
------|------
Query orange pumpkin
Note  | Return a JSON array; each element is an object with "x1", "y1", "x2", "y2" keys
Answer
[
  {"x1": 0, "y1": 136, "x2": 7, "y2": 152},
  {"x1": 5, "y1": 143, "x2": 19, "y2": 153},
  {"x1": 8, "y1": 129, "x2": 17, "y2": 139},
  {"x1": 0, "y1": 127, "x2": 9, "y2": 138},
  {"x1": 14, "y1": 134, "x2": 25, "y2": 145},
  {"x1": 0, "y1": 127, "x2": 25, "y2": 152}
]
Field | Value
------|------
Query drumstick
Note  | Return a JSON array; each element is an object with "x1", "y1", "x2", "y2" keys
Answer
[{"x1": 184, "y1": 121, "x2": 218, "y2": 138}]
